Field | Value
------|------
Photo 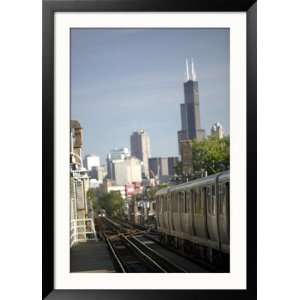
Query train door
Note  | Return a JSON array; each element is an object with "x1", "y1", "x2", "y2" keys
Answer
[
  {"x1": 217, "y1": 180, "x2": 230, "y2": 251},
  {"x1": 160, "y1": 195, "x2": 164, "y2": 229},
  {"x1": 162, "y1": 195, "x2": 166, "y2": 229},
  {"x1": 179, "y1": 191, "x2": 185, "y2": 233},
  {"x1": 156, "y1": 196, "x2": 160, "y2": 228},
  {"x1": 171, "y1": 192, "x2": 175, "y2": 231},
  {"x1": 187, "y1": 190, "x2": 193, "y2": 234},
  {"x1": 191, "y1": 189, "x2": 196, "y2": 236},
  {"x1": 203, "y1": 186, "x2": 210, "y2": 240},
  {"x1": 173, "y1": 191, "x2": 180, "y2": 232},
  {"x1": 226, "y1": 182, "x2": 230, "y2": 240},
  {"x1": 167, "y1": 193, "x2": 171, "y2": 232},
  {"x1": 206, "y1": 184, "x2": 219, "y2": 242},
  {"x1": 193, "y1": 187, "x2": 207, "y2": 239}
]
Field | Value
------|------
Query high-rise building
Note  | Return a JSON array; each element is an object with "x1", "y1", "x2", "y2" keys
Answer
[
  {"x1": 113, "y1": 157, "x2": 142, "y2": 186},
  {"x1": 100, "y1": 164, "x2": 107, "y2": 180},
  {"x1": 90, "y1": 166, "x2": 103, "y2": 183},
  {"x1": 148, "y1": 157, "x2": 179, "y2": 183},
  {"x1": 168, "y1": 157, "x2": 179, "y2": 177},
  {"x1": 83, "y1": 154, "x2": 103, "y2": 184},
  {"x1": 130, "y1": 130, "x2": 151, "y2": 178},
  {"x1": 211, "y1": 122, "x2": 225, "y2": 139},
  {"x1": 178, "y1": 58, "x2": 205, "y2": 154},
  {"x1": 106, "y1": 148, "x2": 130, "y2": 179},
  {"x1": 84, "y1": 154, "x2": 100, "y2": 171}
]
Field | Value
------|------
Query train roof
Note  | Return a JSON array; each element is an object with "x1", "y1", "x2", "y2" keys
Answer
[{"x1": 155, "y1": 170, "x2": 230, "y2": 196}]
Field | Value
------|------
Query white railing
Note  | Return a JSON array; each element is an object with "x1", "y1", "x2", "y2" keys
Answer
[{"x1": 70, "y1": 218, "x2": 98, "y2": 248}]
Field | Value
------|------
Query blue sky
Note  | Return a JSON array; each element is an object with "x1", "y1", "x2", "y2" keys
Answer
[{"x1": 71, "y1": 29, "x2": 229, "y2": 163}]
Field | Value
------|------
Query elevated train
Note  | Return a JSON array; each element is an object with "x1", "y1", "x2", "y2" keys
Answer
[{"x1": 155, "y1": 171, "x2": 230, "y2": 268}]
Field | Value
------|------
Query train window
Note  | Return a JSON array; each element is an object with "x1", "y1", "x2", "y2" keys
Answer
[
  {"x1": 165, "y1": 195, "x2": 167, "y2": 211},
  {"x1": 186, "y1": 191, "x2": 189, "y2": 212},
  {"x1": 198, "y1": 188, "x2": 203, "y2": 215},
  {"x1": 186, "y1": 190, "x2": 191, "y2": 212},
  {"x1": 226, "y1": 182, "x2": 230, "y2": 215},
  {"x1": 173, "y1": 192, "x2": 176, "y2": 213},
  {"x1": 207, "y1": 185, "x2": 216, "y2": 215},
  {"x1": 166, "y1": 194, "x2": 168, "y2": 211},
  {"x1": 180, "y1": 191, "x2": 186, "y2": 213},
  {"x1": 167, "y1": 194, "x2": 171, "y2": 211},
  {"x1": 226, "y1": 182, "x2": 230, "y2": 200},
  {"x1": 180, "y1": 192, "x2": 183, "y2": 212},
  {"x1": 191, "y1": 189, "x2": 196, "y2": 213},
  {"x1": 218, "y1": 183, "x2": 225, "y2": 215},
  {"x1": 158, "y1": 196, "x2": 160, "y2": 212},
  {"x1": 212, "y1": 184, "x2": 216, "y2": 215},
  {"x1": 194, "y1": 188, "x2": 200, "y2": 214},
  {"x1": 172, "y1": 192, "x2": 175, "y2": 212},
  {"x1": 178, "y1": 192, "x2": 183, "y2": 212},
  {"x1": 195, "y1": 190, "x2": 199, "y2": 213},
  {"x1": 185, "y1": 191, "x2": 190, "y2": 213},
  {"x1": 173, "y1": 192, "x2": 176, "y2": 212},
  {"x1": 212, "y1": 185, "x2": 215, "y2": 195},
  {"x1": 165, "y1": 195, "x2": 168, "y2": 211},
  {"x1": 206, "y1": 186, "x2": 211, "y2": 214},
  {"x1": 201, "y1": 189, "x2": 204, "y2": 215}
]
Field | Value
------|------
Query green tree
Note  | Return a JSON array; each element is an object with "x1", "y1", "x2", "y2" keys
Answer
[
  {"x1": 174, "y1": 161, "x2": 183, "y2": 175},
  {"x1": 93, "y1": 191, "x2": 124, "y2": 217},
  {"x1": 192, "y1": 136, "x2": 230, "y2": 175}
]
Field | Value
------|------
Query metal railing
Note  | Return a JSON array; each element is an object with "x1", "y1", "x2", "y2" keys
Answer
[{"x1": 70, "y1": 218, "x2": 98, "y2": 247}]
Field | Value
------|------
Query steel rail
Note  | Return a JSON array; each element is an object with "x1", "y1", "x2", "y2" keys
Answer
[
  {"x1": 120, "y1": 234, "x2": 168, "y2": 273},
  {"x1": 103, "y1": 217, "x2": 186, "y2": 273},
  {"x1": 102, "y1": 219, "x2": 164, "y2": 272},
  {"x1": 129, "y1": 235, "x2": 187, "y2": 273},
  {"x1": 103, "y1": 232, "x2": 126, "y2": 273}
]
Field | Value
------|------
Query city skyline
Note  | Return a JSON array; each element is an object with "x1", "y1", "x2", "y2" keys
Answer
[{"x1": 71, "y1": 28, "x2": 229, "y2": 161}]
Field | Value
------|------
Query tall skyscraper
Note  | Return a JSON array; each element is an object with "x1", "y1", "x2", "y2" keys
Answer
[
  {"x1": 130, "y1": 130, "x2": 151, "y2": 178},
  {"x1": 113, "y1": 157, "x2": 142, "y2": 186},
  {"x1": 83, "y1": 154, "x2": 103, "y2": 184},
  {"x1": 106, "y1": 148, "x2": 130, "y2": 179},
  {"x1": 178, "y1": 58, "x2": 205, "y2": 154},
  {"x1": 84, "y1": 154, "x2": 100, "y2": 171}
]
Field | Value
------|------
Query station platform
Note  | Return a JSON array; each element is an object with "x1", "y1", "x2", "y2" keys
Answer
[{"x1": 70, "y1": 240, "x2": 115, "y2": 273}]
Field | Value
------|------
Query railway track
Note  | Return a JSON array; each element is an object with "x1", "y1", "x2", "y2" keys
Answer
[
  {"x1": 101, "y1": 217, "x2": 186, "y2": 273},
  {"x1": 107, "y1": 217, "x2": 217, "y2": 272}
]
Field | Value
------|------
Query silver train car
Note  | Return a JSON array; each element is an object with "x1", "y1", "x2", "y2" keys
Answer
[{"x1": 155, "y1": 171, "x2": 229, "y2": 267}]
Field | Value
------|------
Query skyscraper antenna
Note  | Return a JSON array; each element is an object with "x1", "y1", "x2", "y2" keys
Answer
[
  {"x1": 185, "y1": 58, "x2": 190, "y2": 81},
  {"x1": 191, "y1": 58, "x2": 197, "y2": 81}
]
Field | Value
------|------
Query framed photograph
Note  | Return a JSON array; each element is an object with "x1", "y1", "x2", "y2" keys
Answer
[{"x1": 43, "y1": 0, "x2": 257, "y2": 299}]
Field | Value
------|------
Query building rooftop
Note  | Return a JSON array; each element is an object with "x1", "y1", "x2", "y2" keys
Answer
[{"x1": 70, "y1": 120, "x2": 81, "y2": 129}]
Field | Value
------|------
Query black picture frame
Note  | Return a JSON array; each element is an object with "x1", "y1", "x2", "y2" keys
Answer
[{"x1": 43, "y1": 0, "x2": 257, "y2": 299}]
